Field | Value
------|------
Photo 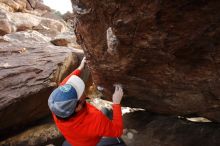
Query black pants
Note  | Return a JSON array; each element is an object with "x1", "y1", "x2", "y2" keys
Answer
[{"x1": 62, "y1": 137, "x2": 126, "y2": 146}]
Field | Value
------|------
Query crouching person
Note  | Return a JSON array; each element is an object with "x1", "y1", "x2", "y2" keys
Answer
[{"x1": 48, "y1": 57, "x2": 125, "y2": 146}]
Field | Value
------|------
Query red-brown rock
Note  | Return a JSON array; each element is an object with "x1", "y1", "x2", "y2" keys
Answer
[
  {"x1": 71, "y1": 0, "x2": 220, "y2": 121},
  {"x1": 0, "y1": 31, "x2": 83, "y2": 136},
  {"x1": 123, "y1": 111, "x2": 220, "y2": 146},
  {"x1": 0, "y1": 9, "x2": 68, "y2": 36},
  {"x1": 0, "y1": 122, "x2": 63, "y2": 146},
  {"x1": 0, "y1": 0, "x2": 50, "y2": 12}
]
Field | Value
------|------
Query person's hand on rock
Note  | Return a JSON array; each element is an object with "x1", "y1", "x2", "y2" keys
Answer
[
  {"x1": 112, "y1": 84, "x2": 123, "y2": 104},
  {"x1": 78, "y1": 57, "x2": 86, "y2": 70}
]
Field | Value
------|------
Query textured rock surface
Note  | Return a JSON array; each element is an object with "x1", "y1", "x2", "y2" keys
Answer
[
  {"x1": 89, "y1": 98, "x2": 220, "y2": 146},
  {"x1": 0, "y1": 0, "x2": 51, "y2": 12},
  {"x1": 71, "y1": 0, "x2": 220, "y2": 121},
  {"x1": 0, "y1": 9, "x2": 67, "y2": 36},
  {"x1": 0, "y1": 121, "x2": 63, "y2": 146},
  {"x1": 122, "y1": 111, "x2": 220, "y2": 146},
  {"x1": 0, "y1": 30, "x2": 83, "y2": 136},
  {"x1": 51, "y1": 31, "x2": 82, "y2": 49}
]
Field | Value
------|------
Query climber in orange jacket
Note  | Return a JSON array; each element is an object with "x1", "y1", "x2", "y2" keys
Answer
[{"x1": 48, "y1": 57, "x2": 125, "y2": 146}]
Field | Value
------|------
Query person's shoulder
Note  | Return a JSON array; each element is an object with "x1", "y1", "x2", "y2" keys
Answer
[
  {"x1": 86, "y1": 103, "x2": 104, "y2": 118},
  {"x1": 86, "y1": 102, "x2": 93, "y2": 107},
  {"x1": 86, "y1": 102, "x2": 99, "y2": 111}
]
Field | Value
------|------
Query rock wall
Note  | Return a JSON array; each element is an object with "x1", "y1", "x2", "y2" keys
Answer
[
  {"x1": 71, "y1": 0, "x2": 220, "y2": 121},
  {"x1": 0, "y1": 121, "x2": 63, "y2": 146},
  {"x1": 0, "y1": 30, "x2": 82, "y2": 136},
  {"x1": 0, "y1": 0, "x2": 84, "y2": 137},
  {"x1": 123, "y1": 111, "x2": 220, "y2": 146},
  {"x1": 0, "y1": 0, "x2": 51, "y2": 12}
]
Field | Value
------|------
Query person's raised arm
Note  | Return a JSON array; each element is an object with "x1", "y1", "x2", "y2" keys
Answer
[
  {"x1": 60, "y1": 57, "x2": 86, "y2": 85},
  {"x1": 95, "y1": 84, "x2": 124, "y2": 137},
  {"x1": 77, "y1": 57, "x2": 86, "y2": 71}
]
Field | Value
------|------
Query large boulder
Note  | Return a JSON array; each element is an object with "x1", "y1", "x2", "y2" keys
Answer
[
  {"x1": 0, "y1": 0, "x2": 25, "y2": 11},
  {"x1": 0, "y1": 9, "x2": 68, "y2": 37},
  {"x1": 122, "y1": 111, "x2": 220, "y2": 146},
  {"x1": 71, "y1": 0, "x2": 220, "y2": 121},
  {"x1": 0, "y1": 30, "x2": 83, "y2": 136},
  {"x1": 0, "y1": 121, "x2": 63, "y2": 146},
  {"x1": 0, "y1": 0, "x2": 51, "y2": 12},
  {"x1": 51, "y1": 31, "x2": 82, "y2": 49}
]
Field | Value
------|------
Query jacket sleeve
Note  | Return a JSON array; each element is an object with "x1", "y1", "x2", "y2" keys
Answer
[
  {"x1": 59, "y1": 69, "x2": 81, "y2": 86},
  {"x1": 95, "y1": 104, "x2": 123, "y2": 137}
]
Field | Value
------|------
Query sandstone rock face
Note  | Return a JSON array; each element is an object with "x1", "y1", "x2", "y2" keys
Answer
[
  {"x1": 0, "y1": 19, "x2": 13, "y2": 35},
  {"x1": 123, "y1": 111, "x2": 220, "y2": 146},
  {"x1": 51, "y1": 31, "x2": 82, "y2": 49},
  {"x1": 0, "y1": 0, "x2": 50, "y2": 12},
  {"x1": 0, "y1": 0, "x2": 25, "y2": 11},
  {"x1": 0, "y1": 122, "x2": 63, "y2": 146},
  {"x1": 0, "y1": 9, "x2": 67, "y2": 36},
  {"x1": 0, "y1": 30, "x2": 83, "y2": 136},
  {"x1": 71, "y1": 0, "x2": 220, "y2": 121}
]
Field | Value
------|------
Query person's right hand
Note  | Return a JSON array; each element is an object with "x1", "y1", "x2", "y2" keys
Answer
[
  {"x1": 78, "y1": 57, "x2": 86, "y2": 70},
  {"x1": 112, "y1": 84, "x2": 123, "y2": 104}
]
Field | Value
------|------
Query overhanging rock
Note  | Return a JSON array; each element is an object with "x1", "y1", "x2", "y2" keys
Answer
[{"x1": 71, "y1": 0, "x2": 220, "y2": 121}]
